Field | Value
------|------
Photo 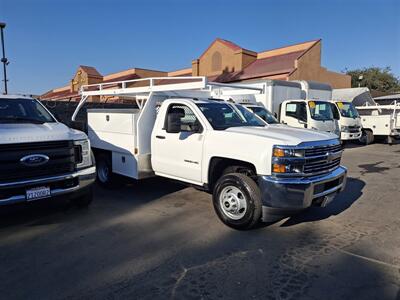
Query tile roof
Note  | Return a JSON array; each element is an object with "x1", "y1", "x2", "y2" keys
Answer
[
  {"x1": 79, "y1": 65, "x2": 103, "y2": 78},
  {"x1": 209, "y1": 50, "x2": 303, "y2": 83}
]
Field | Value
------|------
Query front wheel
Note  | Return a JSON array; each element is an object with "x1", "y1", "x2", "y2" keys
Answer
[{"x1": 213, "y1": 173, "x2": 262, "y2": 230}]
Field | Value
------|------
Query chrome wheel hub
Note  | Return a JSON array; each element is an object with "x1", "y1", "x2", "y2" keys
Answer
[{"x1": 219, "y1": 186, "x2": 247, "y2": 220}]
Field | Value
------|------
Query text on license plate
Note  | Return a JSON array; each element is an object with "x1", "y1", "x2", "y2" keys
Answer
[{"x1": 26, "y1": 186, "x2": 51, "y2": 201}]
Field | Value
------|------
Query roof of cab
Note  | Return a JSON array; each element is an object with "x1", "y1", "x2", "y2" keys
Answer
[{"x1": 0, "y1": 94, "x2": 35, "y2": 99}]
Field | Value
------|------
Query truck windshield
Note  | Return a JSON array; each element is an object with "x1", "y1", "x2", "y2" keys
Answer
[
  {"x1": 0, "y1": 98, "x2": 55, "y2": 124},
  {"x1": 197, "y1": 102, "x2": 266, "y2": 130},
  {"x1": 245, "y1": 106, "x2": 279, "y2": 124},
  {"x1": 336, "y1": 102, "x2": 359, "y2": 118},
  {"x1": 308, "y1": 101, "x2": 333, "y2": 121}
]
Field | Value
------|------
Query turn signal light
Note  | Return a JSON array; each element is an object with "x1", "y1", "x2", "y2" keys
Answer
[
  {"x1": 273, "y1": 148, "x2": 285, "y2": 157},
  {"x1": 273, "y1": 164, "x2": 286, "y2": 173}
]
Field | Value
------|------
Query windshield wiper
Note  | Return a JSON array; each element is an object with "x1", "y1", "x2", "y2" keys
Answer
[{"x1": 0, "y1": 117, "x2": 46, "y2": 124}]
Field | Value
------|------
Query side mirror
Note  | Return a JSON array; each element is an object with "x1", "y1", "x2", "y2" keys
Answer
[
  {"x1": 166, "y1": 113, "x2": 182, "y2": 133},
  {"x1": 298, "y1": 119, "x2": 308, "y2": 128}
]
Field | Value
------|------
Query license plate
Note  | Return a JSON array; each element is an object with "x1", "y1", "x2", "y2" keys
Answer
[{"x1": 26, "y1": 186, "x2": 51, "y2": 201}]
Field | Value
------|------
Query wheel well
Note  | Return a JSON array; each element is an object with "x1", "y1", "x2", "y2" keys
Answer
[
  {"x1": 208, "y1": 157, "x2": 257, "y2": 190},
  {"x1": 92, "y1": 148, "x2": 112, "y2": 165}
]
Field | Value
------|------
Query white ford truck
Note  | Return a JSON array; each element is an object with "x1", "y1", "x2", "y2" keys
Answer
[
  {"x1": 72, "y1": 77, "x2": 347, "y2": 229},
  {"x1": 0, "y1": 95, "x2": 96, "y2": 207}
]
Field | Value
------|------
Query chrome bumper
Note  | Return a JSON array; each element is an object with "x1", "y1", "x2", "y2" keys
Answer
[
  {"x1": 341, "y1": 131, "x2": 362, "y2": 140},
  {"x1": 258, "y1": 166, "x2": 347, "y2": 222},
  {"x1": 0, "y1": 166, "x2": 96, "y2": 206}
]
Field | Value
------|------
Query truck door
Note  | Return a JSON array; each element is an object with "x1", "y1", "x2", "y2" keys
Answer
[
  {"x1": 281, "y1": 101, "x2": 308, "y2": 128},
  {"x1": 152, "y1": 103, "x2": 204, "y2": 184}
]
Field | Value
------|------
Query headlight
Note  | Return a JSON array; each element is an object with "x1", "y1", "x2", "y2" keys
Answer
[
  {"x1": 272, "y1": 146, "x2": 304, "y2": 174},
  {"x1": 273, "y1": 146, "x2": 304, "y2": 158},
  {"x1": 341, "y1": 125, "x2": 350, "y2": 132},
  {"x1": 74, "y1": 139, "x2": 92, "y2": 169}
]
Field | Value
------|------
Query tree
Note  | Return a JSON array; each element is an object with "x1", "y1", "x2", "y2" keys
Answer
[{"x1": 345, "y1": 67, "x2": 400, "y2": 93}]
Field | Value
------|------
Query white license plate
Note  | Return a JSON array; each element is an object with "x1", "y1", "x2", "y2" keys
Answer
[{"x1": 26, "y1": 186, "x2": 51, "y2": 201}]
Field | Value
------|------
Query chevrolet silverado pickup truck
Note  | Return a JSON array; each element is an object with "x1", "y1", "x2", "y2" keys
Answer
[
  {"x1": 0, "y1": 95, "x2": 96, "y2": 207},
  {"x1": 72, "y1": 77, "x2": 347, "y2": 229}
]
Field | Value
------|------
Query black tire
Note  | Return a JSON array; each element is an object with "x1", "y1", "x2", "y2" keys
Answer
[
  {"x1": 360, "y1": 130, "x2": 374, "y2": 145},
  {"x1": 213, "y1": 173, "x2": 262, "y2": 230},
  {"x1": 71, "y1": 187, "x2": 93, "y2": 208},
  {"x1": 96, "y1": 153, "x2": 119, "y2": 188}
]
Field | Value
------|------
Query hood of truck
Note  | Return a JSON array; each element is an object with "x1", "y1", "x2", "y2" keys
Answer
[
  {"x1": 225, "y1": 125, "x2": 337, "y2": 146},
  {"x1": 0, "y1": 122, "x2": 87, "y2": 144}
]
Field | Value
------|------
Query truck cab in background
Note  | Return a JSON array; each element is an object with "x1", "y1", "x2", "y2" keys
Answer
[
  {"x1": 329, "y1": 100, "x2": 362, "y2": 141},
  {"x1": 221, "y1": 80, "x2": 339, "y2": 136}
]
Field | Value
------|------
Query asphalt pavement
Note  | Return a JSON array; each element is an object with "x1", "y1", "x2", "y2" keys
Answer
[{"x1": 0, "y1": 142, "x2": 399, "y2": 300}]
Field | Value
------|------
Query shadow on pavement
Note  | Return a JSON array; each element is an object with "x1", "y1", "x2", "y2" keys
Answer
[
  {"x1": 0, "y1": 176, "x2": 185, "y2": 228},
  {"x1": 281, "y1": 177, "x2": 365, "y2": 227}
]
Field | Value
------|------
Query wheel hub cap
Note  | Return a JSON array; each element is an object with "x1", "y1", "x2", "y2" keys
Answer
[{"x1": 219, "y1": 186, "x2": 247, "y2": 220}]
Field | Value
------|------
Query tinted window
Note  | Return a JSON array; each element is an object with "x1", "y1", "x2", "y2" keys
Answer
[
  {"x1": 0, "y1": 98, "x2": 55, "y2": 124},
  {"x1": 336, "y1": 102, "x2": 359, "y2": 118},
  {"x1": 197, "y1": 102, "x2": 266, "y2": 130},
  {"x1": 247, "y1": 106, "x2": 279, "y2": 124},
  {"x1": 285, "y1": 102, "x2": 307, "y2": 122},
  {"x1": 308, "y1": 101, "x2": 333, "y2": 121}
]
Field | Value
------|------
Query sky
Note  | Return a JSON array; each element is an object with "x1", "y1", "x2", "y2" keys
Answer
[{"x1": 0, "y1": 0, "x2": 399, "y2": 95}]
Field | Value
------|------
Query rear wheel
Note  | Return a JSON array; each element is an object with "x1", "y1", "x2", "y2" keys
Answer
[
  {"x1": 96, "y1": 153, "x2": 119, "y2": 188},
  {"x1": 213, "y1": 173, "x2": 262, "y2": 230}
]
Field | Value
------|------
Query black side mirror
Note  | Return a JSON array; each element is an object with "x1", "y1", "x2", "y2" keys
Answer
[{"x1": 166, "y1": 113, "x2": 182, "y2": 133}]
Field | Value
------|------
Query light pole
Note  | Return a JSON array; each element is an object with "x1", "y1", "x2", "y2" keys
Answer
[
  {"x1": 0, "y1": 22, "x2": 8, "y2": 94},
  {"x1": 358, "y1": 75, "x2": 363, "y2": 88}
]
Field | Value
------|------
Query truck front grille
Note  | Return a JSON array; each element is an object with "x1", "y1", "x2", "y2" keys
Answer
[
  {"x1": 304, "y1": 144, "x2": 342, "y2": 157},
  {"x1": 0, "y1": 141, "x2": 76, "y2": 183},
  {"x1": 303, "y1": 143, "x2": 342, "y2": 175}
]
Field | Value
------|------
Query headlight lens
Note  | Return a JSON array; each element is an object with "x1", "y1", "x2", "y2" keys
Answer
[
  {"x1": 272, "y1": 146, "x2": 304, "y2": 174},
  {"x1": 273, "y1": 147, "x2": 304, "y2": 158},
  {"x1": 74, "y1": 139, "x2": 92, "y2": 169},
  {"x1": 341, "y1": 125, "x2": 349, "y2": 131}
]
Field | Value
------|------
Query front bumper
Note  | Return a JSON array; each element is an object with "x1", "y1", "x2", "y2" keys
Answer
[
  {"x1": 0, "y1": 166, "x2": 96, "y2": 206},
  {"x1": 258, "y1": 166, "x2": 347, "y2": 222},
  {"x1": 341, "y1": 131, "x2": 362, "y2": 140}
]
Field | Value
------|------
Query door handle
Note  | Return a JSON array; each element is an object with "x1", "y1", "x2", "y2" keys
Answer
[{"x1": 156, "y1": 135, "x2": 166, "y2": 139}]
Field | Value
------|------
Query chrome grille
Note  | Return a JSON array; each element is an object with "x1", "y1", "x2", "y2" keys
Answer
[
  {"x1": 304, "y1": 144, "x2": 342, "y2": 157},
  {"x1": 304, "y1": 157, "x2": 341, "y2": 174}
]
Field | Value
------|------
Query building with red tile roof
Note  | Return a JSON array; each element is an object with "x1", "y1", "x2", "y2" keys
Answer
[{"x1": 40, "y1": 38, "x2": 350, "y2": 102}]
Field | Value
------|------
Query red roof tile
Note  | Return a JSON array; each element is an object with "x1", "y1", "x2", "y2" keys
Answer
[{"x1": 209, "y1": 50, "x2": 303, "y2": 83}]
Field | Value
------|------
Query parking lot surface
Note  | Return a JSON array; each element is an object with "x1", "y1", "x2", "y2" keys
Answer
[{"x1": 0, "y1": 143, "x2": 399, "y2": 300}]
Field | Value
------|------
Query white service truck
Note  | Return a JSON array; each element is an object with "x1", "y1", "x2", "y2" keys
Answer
[
  {"x1": 218, "y1": 80, "x2": 340, "y2": 136},
  {"x1": 72, "y1": 77, "x2": 347, "y2": 229},
  {"x1": 0, "y1": 95, "x2": 96, "y2": 207},
  {"x1": 332, "y1": 88, "x2": 400, "y2": 144}
]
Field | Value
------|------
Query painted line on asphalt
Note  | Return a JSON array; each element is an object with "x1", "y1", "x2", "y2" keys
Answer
[{"x1": 333, "y1": 246, "x2": 400, "y2": 269}]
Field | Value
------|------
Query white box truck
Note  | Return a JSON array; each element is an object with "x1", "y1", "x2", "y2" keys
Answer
[
  {"x1": 216, "y1": 80, "x2": 340, "y2": 136},
  {"x1": 72, "y1": 77, "x2": 347, "y2": 229},
  {"x1": 295, "y1": 80, "x2": 361, "y2": 141},
  {"x1": 332, "y1": 88, "x2": 400, "y2": 144}
]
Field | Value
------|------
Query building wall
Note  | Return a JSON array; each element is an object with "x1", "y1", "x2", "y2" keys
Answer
[
  {"x1": 198, "y1": 41, "x2": 237, "y2": 76},
  {"x1": 289, "y1": 42, "x2": 351, "y2": 88}
]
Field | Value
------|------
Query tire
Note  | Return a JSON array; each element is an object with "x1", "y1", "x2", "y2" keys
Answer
[
  {"x1": 71, "y1": 187, "x2": 93, "y2": 208},
  {"x1": 386, "y1": 136, "x2": 394, "y2": 145},
  {"x1": 222, "y1": 165, "x2": 257, "y2": 182},
  {"x1": 96, "y1": 153, "x2": 119, "y2": 188},
  {"x1": 360, "y1": 130, "x2": 374, "y2": 145},
  {"x1": 213, "y1": 173, "x2": 262, "y2": 230}
]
